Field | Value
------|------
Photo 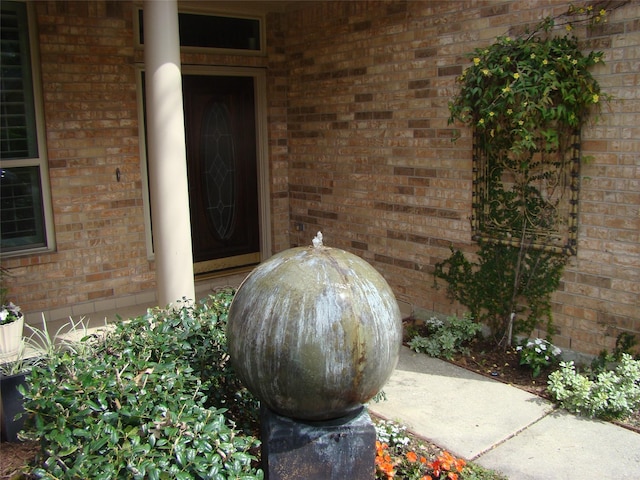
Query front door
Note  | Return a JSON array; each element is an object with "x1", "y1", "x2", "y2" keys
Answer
[{"x1": 182, "y1": 75, "x2": 260, "y2": 274}]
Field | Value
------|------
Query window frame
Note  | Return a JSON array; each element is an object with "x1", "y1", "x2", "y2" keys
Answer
[{"x1": 1, "y1": 1, "x2": 55, "y2": 257}]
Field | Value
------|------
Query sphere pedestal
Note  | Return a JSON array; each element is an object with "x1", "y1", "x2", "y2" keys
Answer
[{"x1": 260, "y1": 405, "x2": 375, "y2": 480}]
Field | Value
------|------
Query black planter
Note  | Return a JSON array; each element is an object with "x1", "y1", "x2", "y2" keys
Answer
[{"x1": 0, "y1": 372, "x2": 27, "y2": 442}]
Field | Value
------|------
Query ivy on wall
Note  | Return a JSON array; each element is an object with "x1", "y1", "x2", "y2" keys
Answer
[{"x1": 436, "y1": 4, "x2": 618, "y2": 348}]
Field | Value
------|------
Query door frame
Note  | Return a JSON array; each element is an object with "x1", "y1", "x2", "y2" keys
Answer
[{"x1": 136, "y1": 65, "x2": 271, "y2": 272}]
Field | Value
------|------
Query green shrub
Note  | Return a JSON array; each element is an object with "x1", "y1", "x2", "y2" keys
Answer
[
  {"x1": 21, "y1": 291, "x2": 263, "y2": 479},
  {"x1": 434, "y1": 245, "x2": 565, "y2": 349},
  {"x1": 408, "y1": 315, "x2": 482, "y2": 360},
  {"x1": 547, "y1": 354, "x2": 640, "y2": 420},
  {"x1": 589, "y1": 332, "x2": 640, "y2": 375}
]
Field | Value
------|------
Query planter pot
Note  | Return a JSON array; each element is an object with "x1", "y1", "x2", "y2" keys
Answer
[
  {"x1": 0, "y1": 315, "x2": 24, "y2": 359},
  {"x1": 0, "y1": 371, "x2": 27, "y2": 442}
]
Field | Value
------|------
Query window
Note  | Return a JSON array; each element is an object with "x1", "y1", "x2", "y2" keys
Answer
[
  {"x1": 137, "y1": 9, "x2": 263, "y2": 53},
  {"x1": 1, "y1": 1, "x2": 54, "y2": 255}
]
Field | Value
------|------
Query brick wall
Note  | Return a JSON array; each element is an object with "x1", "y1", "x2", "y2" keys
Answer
[
  {"x1": 1, "y1": 1, "x2": 291, "y2": 321},
  {"x1": 2, "y1": 1, "x2": 152, "y2": 316},
  {"x1": 279, "y1": 0, "x2": 640, "y2": 355},
  {"x1": 1, "y1": 0, "x2": 637, "y2": 356}
]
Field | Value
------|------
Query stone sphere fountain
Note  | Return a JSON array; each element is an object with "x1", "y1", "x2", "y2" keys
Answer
[
  {"x1": 227, "y1": 232, "x2": 402, "y2": 420},
  {"x1": 227, "y1": 232, "x2": 402, "y2": 479}
]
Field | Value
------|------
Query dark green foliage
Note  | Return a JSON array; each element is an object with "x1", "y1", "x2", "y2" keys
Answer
[
  {"x1": 434, "y1": 243, "x2": 566, "y2": 347},
  {"x1": 590, "y1": 332, "x2": 640, "y2": 377},
  {"x1": 408, "y1": 315, "x2": 482, "y2": 360},
  {"x1": 20, "y1": 290, "x2": 263, "y2": 479}
]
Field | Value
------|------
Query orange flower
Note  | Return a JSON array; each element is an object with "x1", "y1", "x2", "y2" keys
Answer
[
  {"x1": 406, "y1": 451, "x2": 418, "y2": 463},
  {"x1": 375, "y1": 441, "x2": 397, "y2": 479},
  {"x1": 440, "y1": 451, "x2": 455, "y2": 470},
  {"x1": 454, "y1": 457, "x2": 466, "y2": 471},
  {"x1": 429, "y1": 459, "x2": 441, "y2": 477}
]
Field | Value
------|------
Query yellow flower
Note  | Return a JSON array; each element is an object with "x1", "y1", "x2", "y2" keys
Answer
[
  {"x1": 478, "y1": 118, "x2": 485, "y2": 125},
  {"x1": 513, "y1": 72, "x2": 520, "y2": 79},
  {"x1": 592, "y1": 94, "x2": 599, "y2": 103},
  {"x1": 489, "y1": 111, "x2": 495, "y2": 117},
  {"x1": 600, "y1": 8, "x2": 606, "y2": 16},
  {"x1": 587, "y1": 6, "x2": 593, "y2": 12},
  {"x1": 502, "y1": 86, "x2": 511, "y2": 93},
  {"x1": 542, "y1": 59, "x2": 548, "y2": 65},
  {"x1": 506, "y1": 109, "x2": 513, "y2": 115},
  {"x1": 530, "y1": 53, "x2": 536, "y2": 59},
  {"x1": 473, "y1": 57, "x2": 481, "y2": 65},
  {"x1": 572, "y1": 59, "x2": 578, "y2": 65},
  {"x1": 504, "y1": 56, "x2": 511, "y2": 63},
  {"x1": 566, "y1": 24, "x2": 573, "y2": 32},
  {"x1": 518, "y1": 120, "x2": 524, "y2": 126},
  {"x1": 482, "y1": 68, "x2": 490, "y2": 76}
]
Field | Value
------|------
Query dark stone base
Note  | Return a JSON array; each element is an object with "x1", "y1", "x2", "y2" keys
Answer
[{"x1": 260, "y1": 405, "x2": 376, "y2": 480}]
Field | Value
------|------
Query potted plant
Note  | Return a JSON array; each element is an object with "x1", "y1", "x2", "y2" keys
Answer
[
  {"x1": 1, "y1": 315, "x2": 92, "y2": 442},
  {"x1": 0, "y1": 345, "x2": 32, "y2": 442},
  {"x1": 0, "y1": 303, "x2": 24, "y2": 358},
  {"x1": 1, "y1": 267, "x2": 24, "y2": 360}
]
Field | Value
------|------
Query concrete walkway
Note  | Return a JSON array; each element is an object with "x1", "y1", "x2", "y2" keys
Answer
[{"x1": 368, "y1": 346, "x2": 640, "y2": 479}]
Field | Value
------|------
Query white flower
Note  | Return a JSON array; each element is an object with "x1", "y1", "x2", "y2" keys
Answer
[{"x1": 0, "y1": 301, "x2": 22, "y2": 325}]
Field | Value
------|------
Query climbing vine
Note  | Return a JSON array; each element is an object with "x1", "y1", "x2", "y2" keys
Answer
[{"x1": 437, "y1": 3, "x2": 619, "y2": 348}]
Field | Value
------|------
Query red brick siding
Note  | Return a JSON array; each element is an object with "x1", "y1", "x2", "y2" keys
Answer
[
  {"x1": 279, "y1": 1, "x2": 640, "y2": 355},
  {"x1": 1, "y1": 1, "x2": 637, "y2": 356},
  {"x1": 2, "y1": 1, "x2": 152, "y2": 313}
]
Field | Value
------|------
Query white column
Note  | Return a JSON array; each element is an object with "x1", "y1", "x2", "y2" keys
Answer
[{"x1": 143, "y1": 0, "x2": 195, "y2": 306}]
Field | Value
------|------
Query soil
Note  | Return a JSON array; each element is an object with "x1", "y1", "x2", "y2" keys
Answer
[
  {"x1": 2, "y1": 326, "x2": 638, "y2": 478},
  {"x1": 0, "y1": 440, "x2": 38, "y2": 479},
  {"x1": 449, "y1": 336, "x2": 554, "y2": 399}
]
